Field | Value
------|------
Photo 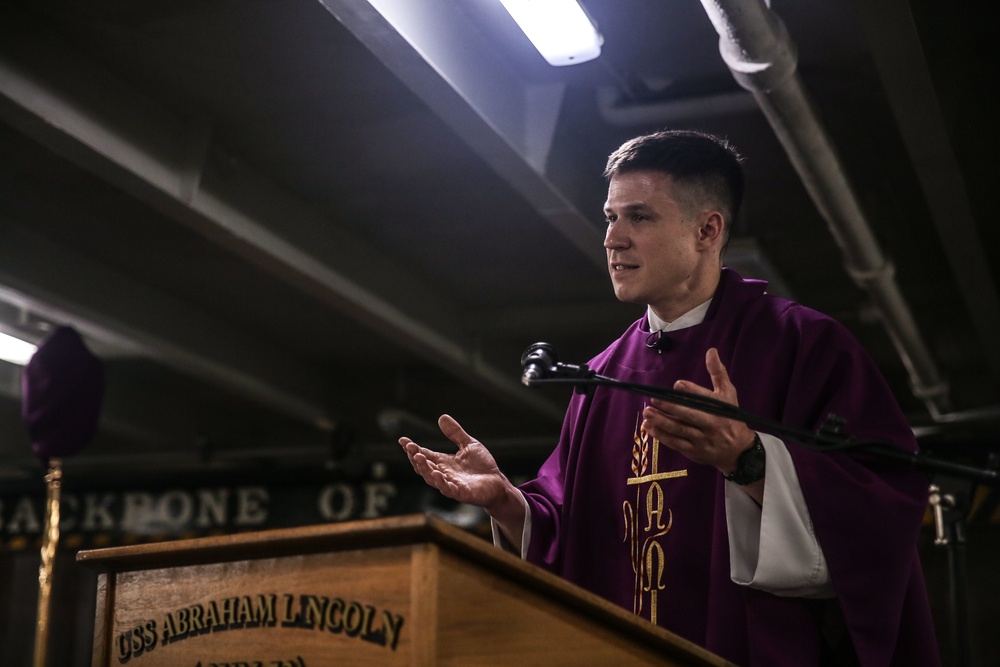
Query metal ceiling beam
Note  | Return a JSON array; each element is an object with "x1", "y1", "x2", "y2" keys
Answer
[
  {"x1": 700, "y1": 0, "x2": 953, "y2": 419},
  {"x1": 317, "y1": 0, "x2": 605, "y2": 269},
  {"x1": 0, "y1": 222, "x2": 334, "y2": 429},
  {"x1": 0, "y1": 6, "x2": 565, "y2": 424}
]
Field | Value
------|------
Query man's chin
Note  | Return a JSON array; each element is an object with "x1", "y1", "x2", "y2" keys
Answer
[{"x1": 612, "y1": 287, "x2": 645, "y2": 306}]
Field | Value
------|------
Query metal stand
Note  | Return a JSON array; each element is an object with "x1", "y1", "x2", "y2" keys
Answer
[{"x1": 929, "y1": 480, "x2": 973, "y2": 667}]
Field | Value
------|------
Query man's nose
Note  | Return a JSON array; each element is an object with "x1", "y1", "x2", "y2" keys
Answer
[{"x1": 604, "y1": 220, "x2": 628, "y2": 249}]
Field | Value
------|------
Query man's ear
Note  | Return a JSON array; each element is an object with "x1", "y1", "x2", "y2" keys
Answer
[{"x1": 697, "y1": 211, "x2": 725, "y2": 246}]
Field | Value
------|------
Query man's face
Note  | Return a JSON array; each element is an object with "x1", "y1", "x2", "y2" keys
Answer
[{"x1": 604, "y1": 170, "x2": 717, "y2": 320}]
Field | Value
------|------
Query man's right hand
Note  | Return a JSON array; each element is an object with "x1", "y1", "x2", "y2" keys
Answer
[{"x1": 398, "y1": 414, "x2": 526, "y2": 546}]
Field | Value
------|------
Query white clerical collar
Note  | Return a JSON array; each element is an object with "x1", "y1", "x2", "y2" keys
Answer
[{"x1": 647, "y1": 298, "x2": 713, "y2": 333}]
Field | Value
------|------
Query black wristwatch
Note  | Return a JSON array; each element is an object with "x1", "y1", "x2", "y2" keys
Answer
[{"x1": 723, "y1": 433, "x2": 766, "y2": 485}]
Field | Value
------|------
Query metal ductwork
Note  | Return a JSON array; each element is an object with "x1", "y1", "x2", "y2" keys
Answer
[{"x1": 698, "y1": 0, "x2": 951, "y2": 419}]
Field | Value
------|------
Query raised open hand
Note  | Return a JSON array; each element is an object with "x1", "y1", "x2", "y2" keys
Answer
[
  {"x1": 398, "y1": 414, "x2": 508, "y2": 509},
  {"x1": 399, "y1": 414, "x2": 527, "y2": 544}
]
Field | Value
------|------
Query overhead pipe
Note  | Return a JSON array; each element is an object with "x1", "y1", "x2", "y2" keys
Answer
[{"x1": 698, "y1": 0, "x2": 951, "y2": 419}]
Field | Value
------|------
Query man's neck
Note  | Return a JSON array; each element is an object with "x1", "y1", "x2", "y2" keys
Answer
[{"x1": 649, "y1": 269, "x2": 721, "y2": 322}]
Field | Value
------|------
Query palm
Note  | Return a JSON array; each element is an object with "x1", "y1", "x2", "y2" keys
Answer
[
  {"x1": 399, "y1": 415, "x2": 507, "y2": 509},
  {"x1": 437, "y1": 441, "x2": 504, "y2": 505}
]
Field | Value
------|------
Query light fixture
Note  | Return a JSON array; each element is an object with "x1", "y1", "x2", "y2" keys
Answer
[
  {"x1": 499, "y1": 0, "x2": 603, "y2": 66},
  {"x1": 0, "y1": 331, "x2": 37, "y2": 365}
]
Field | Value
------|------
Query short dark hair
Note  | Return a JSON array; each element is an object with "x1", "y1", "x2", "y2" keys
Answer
[{"x1": 604, "y1": 130, "x2": 745, "y2": 238}]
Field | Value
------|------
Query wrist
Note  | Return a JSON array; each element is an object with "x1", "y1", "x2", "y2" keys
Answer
[
  {"x1": 486, "y1": 482, "x2": 527, "y2": 549},
  {"x1": 485, "y1": 480, "x2": 526, "y2": 526}
]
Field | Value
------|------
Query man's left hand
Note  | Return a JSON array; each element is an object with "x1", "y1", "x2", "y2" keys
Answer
[{"x1": 641, "y1": 347, "x2": 756, "y2": 475}]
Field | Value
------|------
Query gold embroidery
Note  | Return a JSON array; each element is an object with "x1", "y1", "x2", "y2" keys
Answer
[
  {"x1": 622, "y1": 408, "x2": 685, "y2": 625},
  {"x1": 645, "y1": 482, "x2": 666, "y2": 532},
  {"x1": 627, "y1": 470, "x2": 688, "y2": 485},
  {"x1": 642, "y1": 530, "x2": 669, "y2": 622}
]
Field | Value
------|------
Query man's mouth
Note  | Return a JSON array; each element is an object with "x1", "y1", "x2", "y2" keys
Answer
[{"x1": 611, "y1": 262, "x2": 638, "y2": 271}]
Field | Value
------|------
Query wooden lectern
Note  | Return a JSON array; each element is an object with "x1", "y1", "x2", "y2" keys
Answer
[{"x1": 78, "y1": 514, "x2": 732, "y2": 667}]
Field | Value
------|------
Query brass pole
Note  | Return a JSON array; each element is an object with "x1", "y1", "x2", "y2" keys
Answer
[{"x1": 33, "y1": 458, "x2": 62, "y2": 667}]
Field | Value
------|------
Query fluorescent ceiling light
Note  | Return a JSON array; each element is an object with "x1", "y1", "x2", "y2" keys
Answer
[
  {"x1": 500, "y1": 0, "x2": 603, "y2": 66},
  {"x1": 0, "y1": 331, "x2": 37, "y2": 366}
]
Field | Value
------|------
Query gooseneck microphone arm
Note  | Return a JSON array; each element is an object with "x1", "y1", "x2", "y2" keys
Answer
[{"x1": 519, "y1": 343, "x2": 999, "y2": 486}]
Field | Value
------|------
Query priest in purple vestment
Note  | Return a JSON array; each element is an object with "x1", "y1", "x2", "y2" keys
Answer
[{"x1": 399, "y1": 130, "x2": 939, "y2": 666}]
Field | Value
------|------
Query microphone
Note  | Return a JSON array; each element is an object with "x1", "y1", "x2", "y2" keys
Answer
[
  {"x1": 646, "y1": 331, "x2": 672, "y2": 353},
  {"x1": 521, "y1": 342, "x2": 557, "y2": 386},
  {"x1": 520, "y1": 343, "x2": 594, "y2": 386}
]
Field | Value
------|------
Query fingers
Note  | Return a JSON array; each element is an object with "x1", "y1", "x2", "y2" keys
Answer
[
  {"x1": 671, "y1": 348, "x2": 736, "y2": 403},
  {"x1": 398, "y1": 436, "x2": 428, "y2": 473},
  {"x1": 438, "y1": 413, "x2": 476, "y2": 449},
  {"x1": 704, "y1": 348, "x2": 734, "y2": 395},
  {"x1": 396, "y1": 413, "x2": 475, "y2": 479},
  {"x1": 647, "y1": 395, "x2": 709, "y2": 429},
  {"x1": 398, "y1": 416, "x2": 473, "y2": 479},
  {"x1": 642, "y1": 402, "x2": 707, "y2": 445},
  {"x1": 644, "y1": 347, "x2": 737, "y2": 438},
  {"x1": 397, "y1": 436, "x2": 458, "y2": 494},
  {"x1": 398, "y1": 435, "x2": 438, "y2": 469}
]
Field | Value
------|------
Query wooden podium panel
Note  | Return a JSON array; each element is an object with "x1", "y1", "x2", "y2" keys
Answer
[{"x1": 78, "y1": 514, "x2": 732, "y2": 667}]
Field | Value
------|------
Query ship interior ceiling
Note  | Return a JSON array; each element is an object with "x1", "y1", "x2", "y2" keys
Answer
[{"x1": 0, "y1": 0, "x2": 998, "y2": 492}]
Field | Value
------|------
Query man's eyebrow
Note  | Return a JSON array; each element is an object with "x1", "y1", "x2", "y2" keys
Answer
[{"x1": 605, "y1": 202, "x2": 652, "y2": 213}]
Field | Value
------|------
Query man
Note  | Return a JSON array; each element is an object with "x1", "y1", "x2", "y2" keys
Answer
[{"x1": 399, "y1": 130, "x2": 938, "y2": 665}]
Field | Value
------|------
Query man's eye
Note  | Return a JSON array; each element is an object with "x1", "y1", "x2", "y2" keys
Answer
[{"x1": 604, "y1": 216, "x2": 615, "y2": 225}]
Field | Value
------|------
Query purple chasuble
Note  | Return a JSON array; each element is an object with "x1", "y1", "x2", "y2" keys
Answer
[{"x1": 520, "y1": 269, "x2": 938, "y2": 666}]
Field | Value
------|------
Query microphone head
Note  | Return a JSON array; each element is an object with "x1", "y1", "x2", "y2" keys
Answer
[
  {"x1": 521, "y1": 342, "x2": 557, "y2": 367},
  {"x1": 521, "y1": 342, "x2": 557, "y2": 385}
]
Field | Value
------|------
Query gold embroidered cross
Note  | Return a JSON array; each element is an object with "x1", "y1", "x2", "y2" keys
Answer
[{"x1": 624, "y1": 409, "x2": 686, "y2": 624}]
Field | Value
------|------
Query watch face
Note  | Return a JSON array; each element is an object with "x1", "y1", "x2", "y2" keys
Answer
[
  {"x1": 743, "y1": 451, "x2": 765, "y2": 480},
  {"x1": 728, "y1": 439, "x2": 765, "y2": 485}
]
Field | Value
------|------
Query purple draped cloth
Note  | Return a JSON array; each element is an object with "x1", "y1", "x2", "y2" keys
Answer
[
  {"x1": 21, "y1": 326, "x2": 104, "y2": 461},
  {"x1": 520, "y1": 269, "x2": 938, "y2": 666}
]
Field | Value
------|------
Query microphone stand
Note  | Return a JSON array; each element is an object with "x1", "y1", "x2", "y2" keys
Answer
[
  {"x1": 525, "y1": 362, "x2": 1000, "y2": 486},
  {"x1": 929, "y1": 479, "x2": 973, "y2": 667}
]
